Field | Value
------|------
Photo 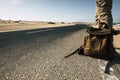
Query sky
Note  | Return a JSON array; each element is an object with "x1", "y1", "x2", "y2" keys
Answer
[{"x1": 0, "y1": 0, "x2": 120, "y2": 22}]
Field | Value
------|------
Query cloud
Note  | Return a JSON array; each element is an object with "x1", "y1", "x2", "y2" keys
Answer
[{"x1": 9, "y1": 0, "x2": 24, "y2": 6}]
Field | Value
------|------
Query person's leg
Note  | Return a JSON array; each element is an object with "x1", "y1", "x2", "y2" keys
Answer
[
  {"x1": 78, "y1": 0, "x2": 114, "y2": 59},
  {"x1": 94, "y1": 0, "x2": 113, "y2": 29}
]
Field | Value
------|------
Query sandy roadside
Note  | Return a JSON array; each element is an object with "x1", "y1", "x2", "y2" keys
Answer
[
  {"x1": 0, "y1": 23, "x2": 74, "y2": 33},
  {"x1": 114, "y1": 34, "x2": 120, "y2": 54},
  {"x1": 113, "y1": 26, "x2": 120, "y2": 53}
]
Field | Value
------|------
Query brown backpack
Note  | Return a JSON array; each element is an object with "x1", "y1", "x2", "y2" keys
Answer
[
  {"x1": 80, "y1": 28, "x2": 115, "y2": 59},
  {"x1": 64, "y1": 28, "x2": 119, "y2": 59}
]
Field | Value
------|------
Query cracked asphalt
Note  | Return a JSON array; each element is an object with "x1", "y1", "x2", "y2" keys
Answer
[{"x1": 0, "y1": 25, "x2": 120, "y2": 80}]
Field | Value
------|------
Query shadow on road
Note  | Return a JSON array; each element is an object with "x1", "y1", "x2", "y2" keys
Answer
[
  {"x1": 104, "y1": 53, "x2": 120, "y2": 74},
  {"x1": 65, "y1": 49, "x2": 120, "y2": 74}
]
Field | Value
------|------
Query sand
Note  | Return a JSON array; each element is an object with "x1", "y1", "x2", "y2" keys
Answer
[
  {"x1": 114, "y1": 34, "x2": 120, "y2": 53},
  {"x1": 0, "y1": 22, "x2": 73, "y2": 33},
  {"x1": 113, "y1": 26, "x2": 120, "y2": 53}
]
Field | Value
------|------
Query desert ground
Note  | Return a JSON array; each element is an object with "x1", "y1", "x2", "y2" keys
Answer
[
  {"x1": 0, "y1": 20, "x2": 120, "y2": 54},
  {"x1": 0, "y1": 20, "x2": 120, "y2": 79},
  {"x1": 113, "y1": 26, "x2": 120, "y2": 54},
  {"x1": 0, "y1": 20, "x2": 73, "y2": 33}
]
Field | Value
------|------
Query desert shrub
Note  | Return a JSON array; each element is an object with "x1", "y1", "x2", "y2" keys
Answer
[
  {"x1": 61, "y1": 22, "x2": 65, "y2": 24},
  {"x1": 14, "y1": 21, "x2": 20, "y2": 23},
  {"x1": 47, "y1": 22, "x2": 55, "y2": 24},
  {"x1": 0, "y1": 19, "x2": 2, "y2": 23},
  {"x1": 8, "y1": 20, "x2": 14, "y2": 24},
  {"x1": 1, "y1": 20, "x2": 6, "y2": 24}
]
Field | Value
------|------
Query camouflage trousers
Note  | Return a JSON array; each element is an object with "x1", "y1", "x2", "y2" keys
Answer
[{"x1": 95, "y1": 0, "x2": 113, "y2": 29}]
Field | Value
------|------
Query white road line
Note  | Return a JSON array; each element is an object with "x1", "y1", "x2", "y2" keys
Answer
[
  {"x1": 26, "y1": 29, "x2": 55, "y2": 34},
  {"x1": 0, "y1": 29, "x2": 55, "y2": 39}
]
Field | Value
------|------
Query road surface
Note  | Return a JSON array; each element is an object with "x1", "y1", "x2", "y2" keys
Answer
[{"x1": 0, "y1": 25, "x2": 120, "y2": 80}]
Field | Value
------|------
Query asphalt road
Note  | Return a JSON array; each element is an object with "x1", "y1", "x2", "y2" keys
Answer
[{"x1": 0, "y1": 25, "x2": 120, "y2": 80}]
